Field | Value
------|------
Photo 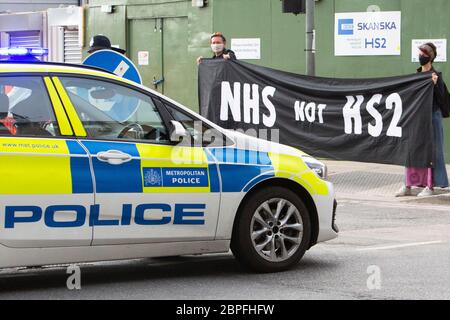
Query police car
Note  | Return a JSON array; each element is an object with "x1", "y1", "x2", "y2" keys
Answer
[{"x1": 0, "y1": 48, "x2": 337, "y2": 273}]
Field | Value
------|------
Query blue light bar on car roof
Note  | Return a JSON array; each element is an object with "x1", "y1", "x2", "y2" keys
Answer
[{"x1": 0, "y1": 47, "x2": 49, "y2": 57}]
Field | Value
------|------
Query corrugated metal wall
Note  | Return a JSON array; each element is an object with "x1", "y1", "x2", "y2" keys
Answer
[
  {"x1": 63, "y1": 27, "x2": 82, "y2": 63},
  {"x1": 8, "y1": 31, "x2": 41, "y2": 48}
]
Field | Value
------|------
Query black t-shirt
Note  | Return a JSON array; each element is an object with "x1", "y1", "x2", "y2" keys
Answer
[{"x1": 417, "y1": 66, "x2": 446, "y2": 112}]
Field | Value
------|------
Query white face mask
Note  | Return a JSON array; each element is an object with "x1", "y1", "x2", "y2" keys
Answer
[{"x1": 211, "y1": 43, "x2": 224, "y2": 53}]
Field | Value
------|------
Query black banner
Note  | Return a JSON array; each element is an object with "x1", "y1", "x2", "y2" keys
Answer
[{"x1": 199, "y1": 60, "x2": 435, "y2": 167}]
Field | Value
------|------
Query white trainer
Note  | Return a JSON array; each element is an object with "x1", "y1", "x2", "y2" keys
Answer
[
  {"x1": 417, "y1": 187, "x2": 434, "y2": 197},
  {"x1": 395, "y1": 185, "x2": 412, "y2": 197}
]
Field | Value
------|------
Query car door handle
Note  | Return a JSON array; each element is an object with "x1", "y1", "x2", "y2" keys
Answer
[{"x1": 97, "y1": 150, "x2": 132, "y2": 165}]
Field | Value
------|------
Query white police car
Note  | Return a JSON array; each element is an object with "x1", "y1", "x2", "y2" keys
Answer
[{"x1": 0, "y1": 48, "x2": 337, "y2": 272}]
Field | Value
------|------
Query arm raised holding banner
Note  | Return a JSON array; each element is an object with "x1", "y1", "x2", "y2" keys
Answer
[{"x1": 197, "y1": 32, "x2": 236, "y2": 65}]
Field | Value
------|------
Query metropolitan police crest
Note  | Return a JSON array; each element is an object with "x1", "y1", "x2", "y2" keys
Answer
[{"x1": 143, "y1": 168, "x2": 162, "y2": 187}]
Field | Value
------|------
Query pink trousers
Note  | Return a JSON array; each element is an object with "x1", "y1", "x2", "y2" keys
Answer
[{"x1": 405, "y1": 167, "x2": 433, "y2": 188}]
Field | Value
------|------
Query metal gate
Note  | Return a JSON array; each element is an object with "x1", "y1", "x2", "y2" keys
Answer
[{"x1": 128, "y1": 16, "x2": 195, "y2": 110}]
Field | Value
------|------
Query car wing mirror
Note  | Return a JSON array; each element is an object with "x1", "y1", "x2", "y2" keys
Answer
[{"x1": 170, "y1": 120, "x2": 188, "y2": 143}]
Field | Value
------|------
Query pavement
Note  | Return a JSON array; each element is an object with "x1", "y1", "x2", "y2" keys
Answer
[
  {"x1": 0, "y1": 161, "x2": 449, "y2": 300},
  {"x1": 326, "y1": 160, "x2": 450, "y2": 204}
]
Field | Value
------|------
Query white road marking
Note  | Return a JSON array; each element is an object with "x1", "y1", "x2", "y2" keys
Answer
[{"x1": 356, "y1": 240, "x2": 444, "y2": 251}]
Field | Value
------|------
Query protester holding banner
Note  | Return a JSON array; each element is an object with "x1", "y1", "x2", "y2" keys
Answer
[
  {"x1": 200, "y1": 59, "x2": 435, "y2": 168},
  {"x1": 197, "y1": 32, "x2": 236, "y2": 65},
  {"x1": 396, "y1": 42, "x2": 449, "y2": 197}
]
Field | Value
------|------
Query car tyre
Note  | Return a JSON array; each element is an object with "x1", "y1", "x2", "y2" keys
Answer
[{"x1": 231, "y1": 186, "x2": 311, "y2": 273}]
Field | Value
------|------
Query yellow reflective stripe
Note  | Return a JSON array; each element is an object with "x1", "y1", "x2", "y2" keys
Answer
[
  {"x1": 43, "y1": 77, "x2": 73, "y2": 136},
  {"x1": 0, "y1": 65, "x2": 135, "y2": 85},
  {"x1": 52, "y1": 76, "x2": 87, "y2": 137},
  {"x1": 0, "y1": 137, "x2": 71, "y2": 154},
  {"x1": 0, "y1": 155, "x2": 73, "y2": 194},
  {"x1": 269, "y1": 152, "x2": 329, "y2": 195},
  {"x1": 0, "y1": 138, "x2": 72, "y2": 194}
]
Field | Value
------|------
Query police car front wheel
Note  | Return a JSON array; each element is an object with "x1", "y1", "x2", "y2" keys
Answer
[{"x1": 231, "y1": 186, "x2": 311, "y2": 273}]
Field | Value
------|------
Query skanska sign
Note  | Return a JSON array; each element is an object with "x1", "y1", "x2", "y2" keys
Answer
[{"x1": 335, "y1": 11, "x2": 401, "y2": 56}]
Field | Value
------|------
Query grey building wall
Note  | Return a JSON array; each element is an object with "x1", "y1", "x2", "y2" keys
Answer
[{"x1": 0, "y1": 0, "x2": 80, "y2": 13}]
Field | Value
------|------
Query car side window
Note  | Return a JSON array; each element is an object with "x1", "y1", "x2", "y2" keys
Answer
[
  {"x1": 58, "y1": 77, "x2": 170, "y2": 143},
  {"x1": 0, "y1": 77, "x2": 60, "y2": 137},
  {"x1": 162, "y1": 101, "x2": 231, "y2": 147}
]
